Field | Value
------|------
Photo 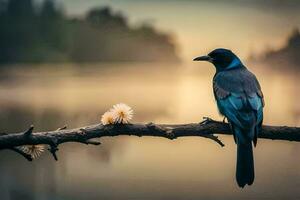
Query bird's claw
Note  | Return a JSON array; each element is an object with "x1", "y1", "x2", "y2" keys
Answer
[
  {"x1": 200, "y1": 117, "x2": 214, "y2": 125},
  {"x1": 222, "y1": 117, "x2": 227, "y2": 123}
]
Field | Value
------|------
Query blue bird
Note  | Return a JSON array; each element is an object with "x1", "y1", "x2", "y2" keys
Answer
[{"x1": 193, "y1": 48, "x2": 264, "y2": 188}]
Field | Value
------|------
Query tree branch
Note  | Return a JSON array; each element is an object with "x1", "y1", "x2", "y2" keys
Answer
[{"x1": 0, "y1": 118, "x2": 299, "y2": 160}]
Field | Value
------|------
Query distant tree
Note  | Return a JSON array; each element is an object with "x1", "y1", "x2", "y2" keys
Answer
[
  {"x1": 0, "y1": 0, "x2": 39, "y2": 63},
  {"x1": 38, "y1": 0, "x2": 68, "y2": 61},
  {"x1": 87, "y1": 7, "x2": 127, "y2": 28},
  {"x1": 6, "y1": 0, "x2": 35, "y2": 18},
  {"x1": 287, "y1": 29, "x2": 300, "y2": 52},
  {"x1": 40, "y1": 0, "x2": 61, "y2": 19},
  {"x1": 0, "y1": 0, "x2": 6, "y2": 14},
  {"x1": 0, "y1": 1, "x2": 179, "y2": 64},
  {"x1": 255, "y1": 28, "x2": 300, "y2": 71}
]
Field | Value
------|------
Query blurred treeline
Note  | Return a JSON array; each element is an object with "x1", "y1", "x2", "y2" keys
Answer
[
  {"x1": 0, "y1": 0, "x2": 180, "y2": 64},
  {"x1": 251, "y1": 29, "x2": 300, "y2": 72}
]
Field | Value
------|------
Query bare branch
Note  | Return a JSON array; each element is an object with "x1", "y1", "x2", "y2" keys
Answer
[{"x1": 0, "y1": 118, "x2": 299, "y2": 161}]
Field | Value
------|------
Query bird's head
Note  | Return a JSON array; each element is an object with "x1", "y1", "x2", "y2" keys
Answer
[{"x1": 193, "y1": 48, "x2": 244, "y2": 71}]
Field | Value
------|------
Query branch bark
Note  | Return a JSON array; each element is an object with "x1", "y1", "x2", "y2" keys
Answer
[{"x1": 0, "y1": 118, "x2": 299, "y2": 160}]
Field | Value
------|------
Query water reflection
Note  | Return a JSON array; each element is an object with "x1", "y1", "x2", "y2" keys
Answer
[{"x1": 0, "y1": 63, "x2": 299, "y2": 199}]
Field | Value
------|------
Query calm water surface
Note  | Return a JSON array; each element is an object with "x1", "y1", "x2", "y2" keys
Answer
[{"x1": 0, "y1": 63, "x2": 299, "y2": 200}]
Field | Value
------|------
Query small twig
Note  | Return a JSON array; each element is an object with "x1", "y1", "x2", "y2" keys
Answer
[
  {"x1": 200, "y1": 117, "x2": 217, "y2": 125},
  {"x1": 56, "y1": 125, "x2": 67, "y2": 131},
  {"x1": 203, "y1": 134, "x2": 225, "y2": 147},
  {"x1": 48, "y1": 145, "x2": 58, "y2": 161},
  {"x1": 48, "y1": 138, "x2": 59, "y2": 161},
  {"x1": 79, "y1": 139, "x2": 101, "y2": 145},
  {"x1": 24, "y1": 125, "x2": 34, "y2": 136}
]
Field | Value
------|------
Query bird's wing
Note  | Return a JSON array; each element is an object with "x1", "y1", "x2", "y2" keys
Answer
[
  {"x1": 213, "y1": 68, "x2": 264, "y2": 107},
  {"x1": 213, "y1": 69, "x2": 264, "y2": 144},
  {"x1": 255, "y1": 78, "x2": 265, "y2": 108}
]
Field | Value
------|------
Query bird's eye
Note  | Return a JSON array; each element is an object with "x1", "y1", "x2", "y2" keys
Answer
[
  {"x1": 209, "y1": 54, "x2": 217, "y2": 61},
  {"x1": 208, "y1": 54, "x2": 215, "y2": 59}
]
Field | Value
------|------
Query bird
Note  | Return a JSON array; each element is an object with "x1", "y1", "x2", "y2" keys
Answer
[{"x1": 193, "y1": 48, "x2": 264, "y2": 188}]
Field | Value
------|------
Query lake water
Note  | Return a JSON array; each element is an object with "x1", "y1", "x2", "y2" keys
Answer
[{"x1": 0, "y1": 63, "x2": 299, "y2": 200}]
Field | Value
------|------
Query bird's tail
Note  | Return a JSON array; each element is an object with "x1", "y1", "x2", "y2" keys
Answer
[{"x1": 236, "y1": 141, "x2": 254, "y2": 188}]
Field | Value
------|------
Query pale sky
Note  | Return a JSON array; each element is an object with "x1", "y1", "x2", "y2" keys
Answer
[{"x1": 54, "y1": 0, "x2": 300, "y2": 61}]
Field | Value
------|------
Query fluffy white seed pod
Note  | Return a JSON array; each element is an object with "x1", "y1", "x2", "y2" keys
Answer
[
  {"x1": 101, "y1": 111, "x2": 115, "y2": 125},
  {"x1": 20, "y1": 145, "x2": 45, "y2": 159},
  {"x1": 111, "y1": 103, "x2": 133, "y2": 124}
]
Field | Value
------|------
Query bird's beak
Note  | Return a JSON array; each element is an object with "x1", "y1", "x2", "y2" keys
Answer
[{"x1": 193, "y1": 55, "x2": 213, "y2": 62}]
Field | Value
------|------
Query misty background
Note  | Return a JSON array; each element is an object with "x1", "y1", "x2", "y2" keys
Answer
[{"x1": 0, "y1": 0, "x2": 299, "y2": 200}]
